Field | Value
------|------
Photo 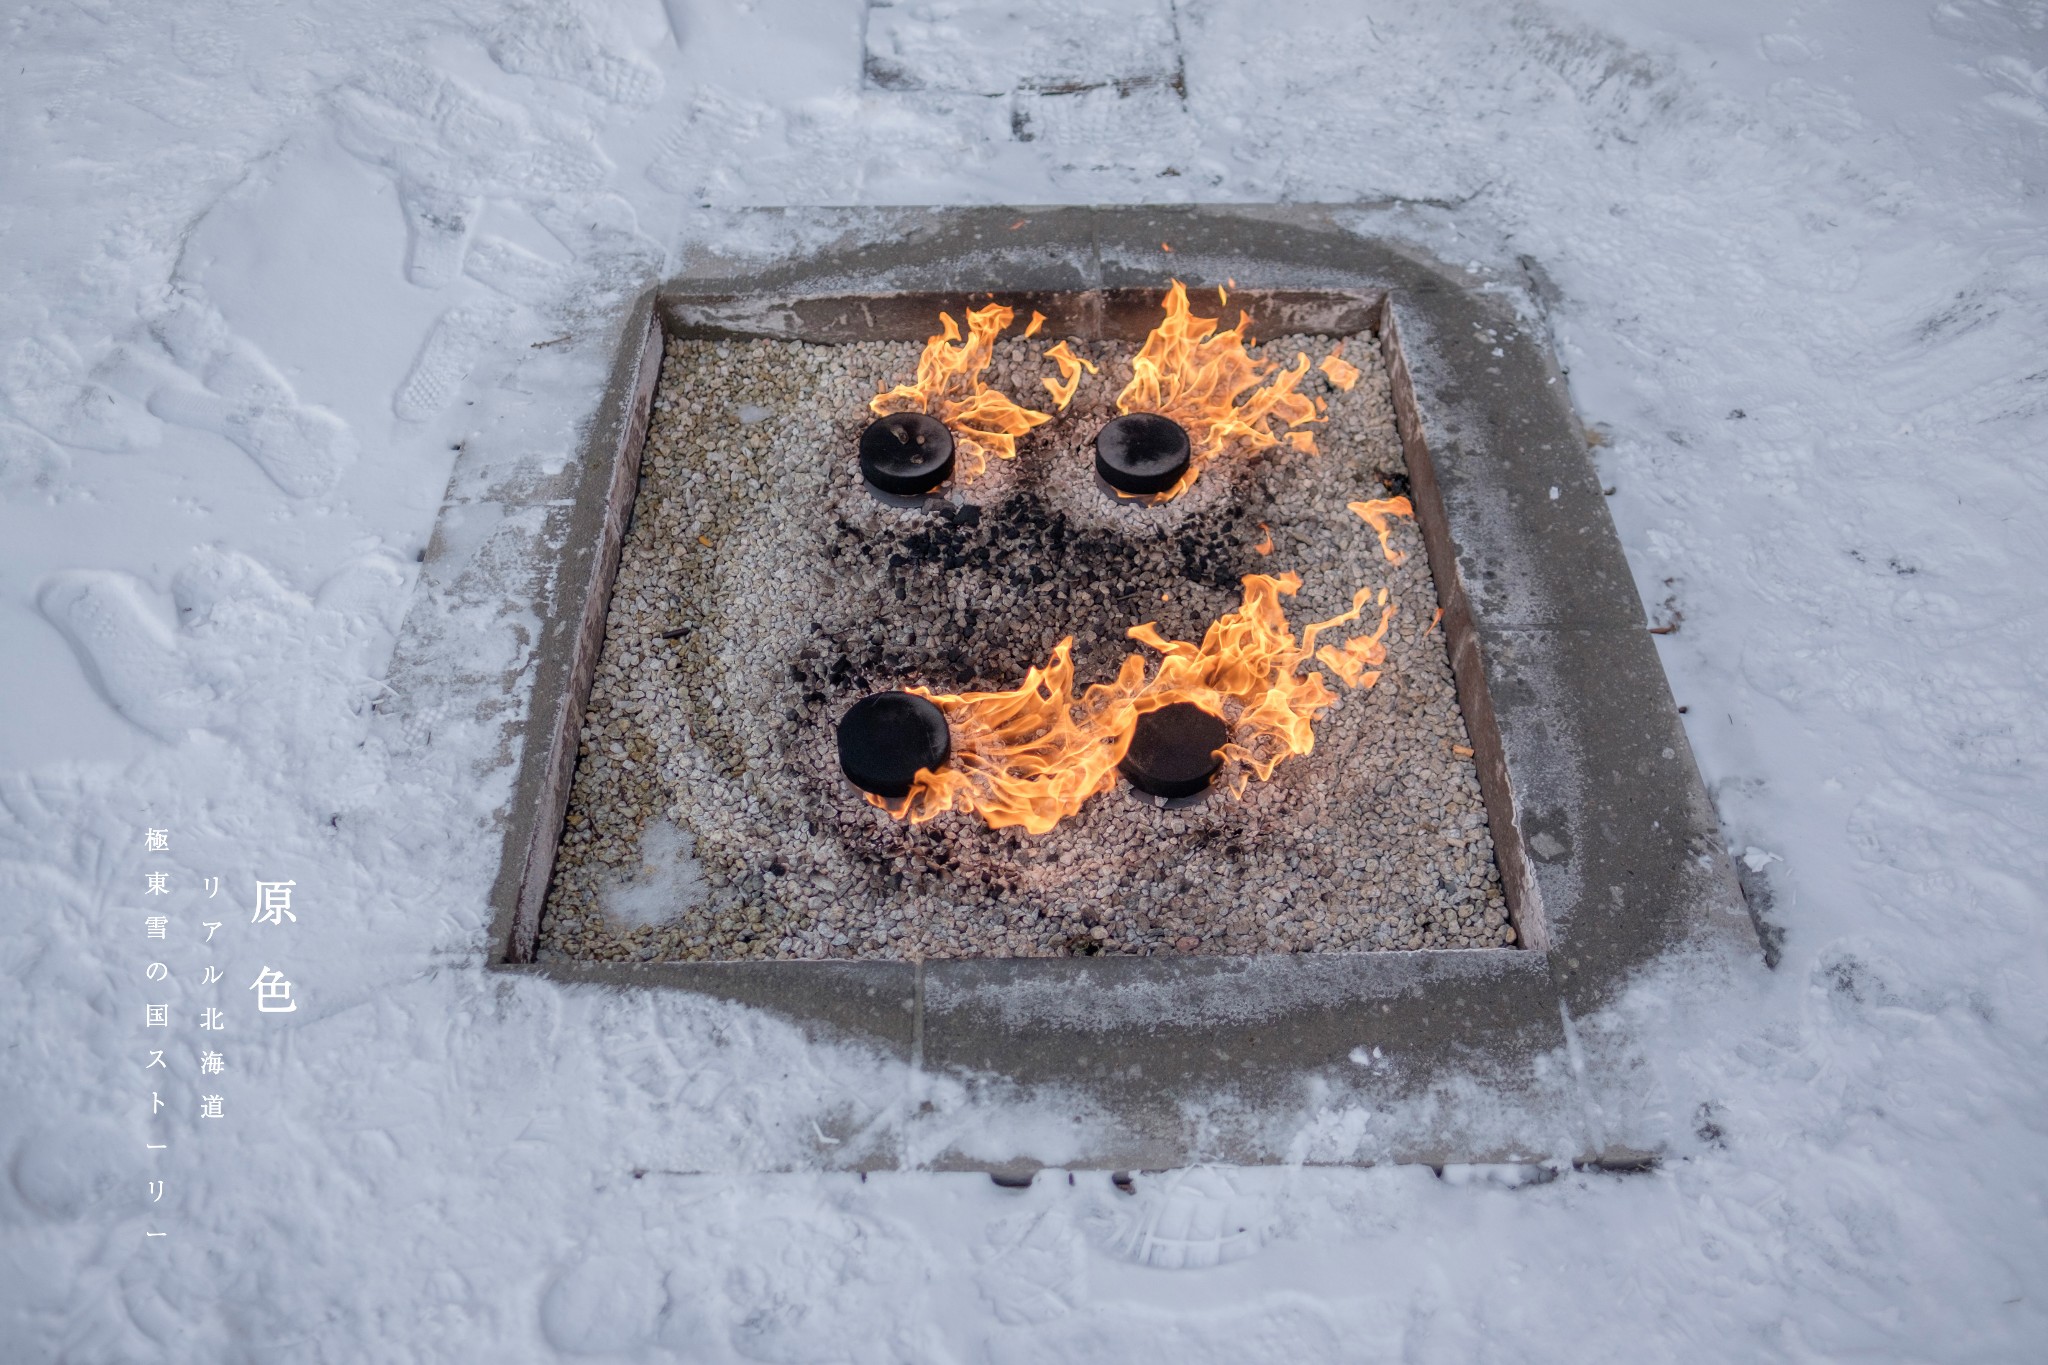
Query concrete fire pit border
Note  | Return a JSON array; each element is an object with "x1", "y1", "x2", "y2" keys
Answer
[{"x1": 461, "y1": 206, "x2": 1758, "y2": 1171}]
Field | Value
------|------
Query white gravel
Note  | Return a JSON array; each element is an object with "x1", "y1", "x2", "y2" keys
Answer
[{"x1": 538, "y1": 328, "x2": 1511, "y2": 962}]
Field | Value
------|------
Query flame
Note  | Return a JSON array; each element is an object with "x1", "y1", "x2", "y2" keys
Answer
[
  {"x1": 1114, "y1": 281, "x2": 1326, "y2": 499},
  {"x1": 1318, "y1": 345, "x2": 1361, "y2": 391},
  {"x1": 1347, "y1": 495, "x2": 1414, "y2": 565},
  {"x1": 1253, "y1": 523, "x2": 1273, "y2": 556},
  {"x1": 869, "y1": 572, "x2": 1394, "y2": 833},
  {"x1": 1041, "y1": 340, "x2": 1099, "y2": 411},
  {"x1": 871, "y1": 304, "x2": 1052, "y2": 479},
  {"x1": 1023, "y1": 311, "x2": 1046, "y2": 339},
  {"x1": 1310, "y1": 587, "x2": 1395, "y2": 688}
]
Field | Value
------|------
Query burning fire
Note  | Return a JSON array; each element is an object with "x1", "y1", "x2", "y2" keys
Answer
[
  {"x1": 1348, "y1": 495, "x2": 1415, "y2": 565},
  {"x1": 869, "y1": 572, "x2": 1398, "y2": 835},
  {"x1": 1111, "y1": 281, "x2": 1344, "y2": 499},
  {"x1": 1041, "y1": 340, "x2": 1098, "y2": 410},
  {"x1": 1318, "y1": 345, "x2": 1361, "y2": 391},
  {"x1": 871, "y1": 304, "x2": 1052, "y2": 479}
]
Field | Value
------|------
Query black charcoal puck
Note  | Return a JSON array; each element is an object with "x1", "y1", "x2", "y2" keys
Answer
[
  {"x1": 1094, "y1": 413, "x2": 1192, "y2": 496},
  {"x1": 859, "y1": 413, "x2": 955, "y2": 495},
  {"x1": 837, "y1": 691, "x2": 951, "y2": 798},
  {"x1": 1119, "y1": 701, "x2": 1229, "y2": 799}
]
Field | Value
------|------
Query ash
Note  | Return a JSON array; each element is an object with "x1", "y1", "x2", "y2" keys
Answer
[{"x1": 538, "y1": 331, "x2": 1511, "y2": 962}]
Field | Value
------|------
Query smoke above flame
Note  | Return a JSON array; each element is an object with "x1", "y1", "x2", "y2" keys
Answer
[
  {"x1": 868, "y1": 568, "x2": 1403, "y2": 835},
  {"x1": 870, "y1": 304, "x2": 1052, "y2": 480}
]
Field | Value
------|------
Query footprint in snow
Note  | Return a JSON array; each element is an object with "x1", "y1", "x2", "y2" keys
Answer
[
  {"x1": 145, "y1": 291, "x2": 357, "y2": 497},
  {"x1": 974, "y1": 1208, "x2": 1086, "y2": 1325},
  {"x1": 394, "y1": 182, "x2": 484, "y2": 290},
  {"x1": 394, "y1": 299, "x2": 521, "y2": 421},
  {"x1": 37, "y1": 547, "x2": 407, "y2": 742},
  {"x1": 484, "y1": 0, "x2": 664, "y2": 108},
  {"x1": 463, "y1": 191, "x2": 665, "y2": 323},
  {"x1": 1, "y1": 334, "x2": 162, "y2": 453},
  {"x1": 333, "y1": 58, "x2": 612, "y2": 288},
  {"x1": 646, "y1": 87, "x2": 778, "y2": 198},
  {"x1": 36, "y1": 572, "x2": 227, "y2": 742},
  {"x1": 539, "y1": 1254, "x2": 666, "y2": 1356},
  {"x1": 0, "y1": 422, "x2": 70, "y2": 496},
  {"x1": 1088, "y1": 1166, "x2": 1273, "y2": 1269},
  {"x1": 1981, "y1": 55, "x2": 2048, "y2": 128},
  {"x1": 10, "y1": 1120, "x2": 132, "y2": 1221},
  {"x1": 170, "y1": 18, "x2": 244, "y2": 77}
]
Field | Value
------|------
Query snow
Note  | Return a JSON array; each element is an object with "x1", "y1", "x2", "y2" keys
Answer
[
  {"x1": 3, "y1": 0, "x2": 2045, "y2": 1359},
  {"x1": 598, "y1": 819, "x2": 711, "y2": 931}
]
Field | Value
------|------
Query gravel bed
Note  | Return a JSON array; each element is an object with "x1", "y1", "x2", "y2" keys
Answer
[{"x1": 536, "y1": 326, "x2": 1511, "y2": 962}]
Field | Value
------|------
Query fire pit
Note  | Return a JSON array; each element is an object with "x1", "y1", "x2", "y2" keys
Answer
[
  {"x1": 463, "y1": 206, "x2": 1757, "y2": 1171},
  {"x1": 534, "y1": 288, "x2": 1510, "y2": 964}
]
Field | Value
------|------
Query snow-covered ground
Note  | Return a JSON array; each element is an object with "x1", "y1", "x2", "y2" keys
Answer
[{"x1": 4, "y1": 0, "x2": 2045, "y2": 1358}]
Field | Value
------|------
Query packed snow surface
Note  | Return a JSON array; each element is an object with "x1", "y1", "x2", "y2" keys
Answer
[{"x1": 3, "y1": 0, "x2": 2045, "y2": 1359}]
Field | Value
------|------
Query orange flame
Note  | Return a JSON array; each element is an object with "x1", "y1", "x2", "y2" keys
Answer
[
  {"x1": 1023, "y1": 311, "x2": 1046, "y2": 339},
  {"x1": 869, "y1": 573, "x2": 1394, "y2": 834},
  {"x1": 871, "y1": 304, "x2": 1052, "y2": 479},
  {"x1": 1041, "y1": 340, "x2": 1099, "y2": 411},
  {"x1": 1253, "y1": 523, "x2": 1274, "y2": 556},
  {"x1": 1114, "y1": 281, "x2": 1326, "y2": 499},
  {"x1": 1318, "y1": 345, "x2": 1361, "y2": 391},
  {"x1": 1347, "y1": 496, "x2": 1414, "y2": 565},
  {"x1": 1310, "y1": 587, "x2": 1394, "y2": 687}
]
